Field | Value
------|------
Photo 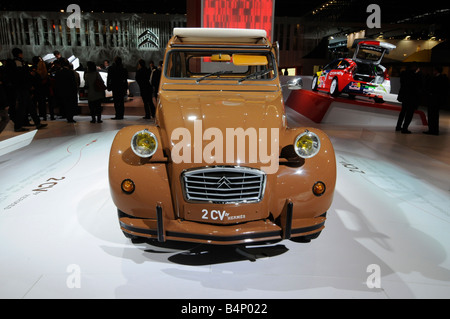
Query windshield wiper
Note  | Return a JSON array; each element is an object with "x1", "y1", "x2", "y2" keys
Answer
[
  {"x1": 238, "y1": 68, "x2": 273, "y2": 83},
  {"x1": 196, "y1": 71, "x2": 232, "y2": 83}
]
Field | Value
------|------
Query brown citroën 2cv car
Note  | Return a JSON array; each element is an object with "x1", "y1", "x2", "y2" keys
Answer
[{"x1": 109, "y1": 28, "x2": 336, "y2": 246}]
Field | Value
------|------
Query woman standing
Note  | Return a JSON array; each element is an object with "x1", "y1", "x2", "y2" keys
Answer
[{"x1": 84, "y1": 61, "x2": 105, "y2": 123}]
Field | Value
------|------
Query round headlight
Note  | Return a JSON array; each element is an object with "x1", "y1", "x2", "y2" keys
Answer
[
  {"x1": 294, "y1": 130, "x2": 321, "y2": 158},
  {"x1": 131, "y1": 129, "x2": 158, "y2": 158}
]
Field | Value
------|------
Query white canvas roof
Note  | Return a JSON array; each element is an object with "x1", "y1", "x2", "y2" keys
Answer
[{"x1": 173, "y1": 28, "x2": 267, "y2": 43}]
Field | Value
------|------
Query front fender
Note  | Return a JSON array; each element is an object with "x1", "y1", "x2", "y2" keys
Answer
[
  {"x1": 274, "y1": 127, "x2": 336, "y2": 219},
  {"x1": 108, "y1": 125, "x2": 174, "y2": 219}
]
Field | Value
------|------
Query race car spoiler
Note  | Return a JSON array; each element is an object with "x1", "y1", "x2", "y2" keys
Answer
[{"x1": 352, "y1": 38, "x2": 397, "y2": 53}]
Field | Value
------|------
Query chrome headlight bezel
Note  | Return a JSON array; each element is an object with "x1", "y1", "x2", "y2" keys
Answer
[
  {"x1": 131, "y1": 129, "x2": 158, "y2": 158},
  {"x1": 294, "y1": 130, "x2": 321, "y2": 159}
]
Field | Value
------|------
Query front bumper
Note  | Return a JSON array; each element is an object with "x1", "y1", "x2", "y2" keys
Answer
[{"x1": 119, "y1": 202, "x2": 326, "y2": 245}]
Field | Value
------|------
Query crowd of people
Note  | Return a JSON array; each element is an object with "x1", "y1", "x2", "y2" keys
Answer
[
  {"x1": 0, "y1": 46, "x2": 447, "y2": 137},
  {"x1": 1, "y1": 48, "x2": 49, "y2": 133},
  {"x1": 0, "y1": 47, "x2": 163, "y2": 134}
]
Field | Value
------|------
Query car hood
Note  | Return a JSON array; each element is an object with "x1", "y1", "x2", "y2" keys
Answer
[{"x1": 157, "y1": 91, "x2": 285, "y2": 165}]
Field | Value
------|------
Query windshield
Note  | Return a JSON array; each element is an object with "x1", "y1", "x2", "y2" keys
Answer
[{"x1": 165, "y1": 50, "x2": 276, "y2": 82}]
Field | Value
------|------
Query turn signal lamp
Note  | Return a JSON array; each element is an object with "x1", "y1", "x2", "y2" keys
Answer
[
  {"x1": 313, "y1": 181, "x2": 326, "y2": 196},
  {"x1": 121, "y1": 179, "x2": 135, "y2": 194},
  {"x1": 131, "y1": 129, "x2": 158, "y2": 158},
  {"x1": 294, "y1": 130, "x2": 321, "y2": 158}
]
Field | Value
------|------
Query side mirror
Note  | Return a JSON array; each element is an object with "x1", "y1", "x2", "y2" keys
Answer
[{"x1": 285, "y1": 76, "x2": 303, "y2": 90}]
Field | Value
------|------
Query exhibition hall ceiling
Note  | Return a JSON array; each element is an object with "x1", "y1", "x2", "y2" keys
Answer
[
  {"x1": 2, "y1": 0, "x2": 448, "y2": 21},
  {"x1": 2, "y1": 1, "x2": 448, "y2": 38}
]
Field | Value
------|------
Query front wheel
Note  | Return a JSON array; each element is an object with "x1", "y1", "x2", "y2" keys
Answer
[
  {"x1": 290, "y1": 231, "x2": 322, "y2": 243},
  {"x1": 329, "y1": 78, "x2": 340, "y2": 97}
]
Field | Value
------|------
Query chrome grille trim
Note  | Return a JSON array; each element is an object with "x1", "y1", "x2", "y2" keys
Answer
[{"x1": 181, "y1": 166, "x2": 266, "y2": 204}]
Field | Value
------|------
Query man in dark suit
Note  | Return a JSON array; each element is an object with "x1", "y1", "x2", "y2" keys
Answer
[
  {"x1": 54, "y1": 58, "x2": 79, "y2": 123},
  {"x1": 396, "y1": 64, "x2": 422, "y2": 134},
  {"x1": 107, "y1": 56, "x2": 128, "y2": 120},
  {"x1": 424, "y1": 66, "x2": 448, "y2": 136}
]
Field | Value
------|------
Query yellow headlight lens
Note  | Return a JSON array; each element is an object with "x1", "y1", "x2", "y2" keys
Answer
[
  {"x1": 131, "y1": 129, "x2": 158, "y2": 158},
  {"x1": 294, "y1": 130, "x2": 321, "y2": 158}
]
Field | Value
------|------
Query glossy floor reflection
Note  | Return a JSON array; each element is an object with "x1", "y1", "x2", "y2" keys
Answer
[{"x1": 0, "y1": 104, "x2": 449, "y2": 299}]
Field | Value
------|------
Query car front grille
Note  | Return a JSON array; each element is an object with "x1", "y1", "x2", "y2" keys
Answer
[{"x1": 182, "y1": 166, "x2": 266, "y2": 204}]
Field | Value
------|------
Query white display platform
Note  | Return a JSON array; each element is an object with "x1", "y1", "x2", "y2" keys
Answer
[
  {"x1": 321, "y1": 101, "x2": 425, "y2": 127},
  {"x1": 283, "y1": 75, "x2": 426, "y2": 127},
  {"x1": 0, "y1": 113, "x2": 449, "y2": 299},
  {"x1": 0, "y1": 129, "x2": 37, "y2": 157}
]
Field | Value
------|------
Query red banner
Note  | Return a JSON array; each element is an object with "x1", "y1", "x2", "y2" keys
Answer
[{"x1": 202, "y1": 0, "x2": 274, "y2": 41}]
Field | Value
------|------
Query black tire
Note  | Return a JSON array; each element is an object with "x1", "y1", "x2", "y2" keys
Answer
[
  {"x1": 311, "y1": 76, "x2": 318, "y2": 91},
  {"x1": 330, "y1": 77, "x2": 340, "y2": 97},
  {"x1": 374, "y1": 97, "x2": 384, "y2": 103},
  {"x1": 290, "y1": 212, "x2": 326, "y2": 243},
  {"x1": 290, "y1": 231, "x2": 322, "y2": 243}
]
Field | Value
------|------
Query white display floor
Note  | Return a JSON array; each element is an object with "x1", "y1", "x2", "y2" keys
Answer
[{"x1": 0, "y1": 105, "x2": 449, "y2": 299}]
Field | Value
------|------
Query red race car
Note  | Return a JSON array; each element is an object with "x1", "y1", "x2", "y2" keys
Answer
[{"x1": 312, "y1": 39, "x2": 396, "y2": 103}]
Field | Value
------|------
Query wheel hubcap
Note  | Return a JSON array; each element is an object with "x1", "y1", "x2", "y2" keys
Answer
[{"x1": 330, "y1": 80, "x2": 337, "y2": 93}]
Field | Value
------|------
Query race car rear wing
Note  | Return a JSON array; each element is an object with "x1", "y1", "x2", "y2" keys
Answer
[{"x1": 352, "y1": 39, "x2": 396, "y2": 65}]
